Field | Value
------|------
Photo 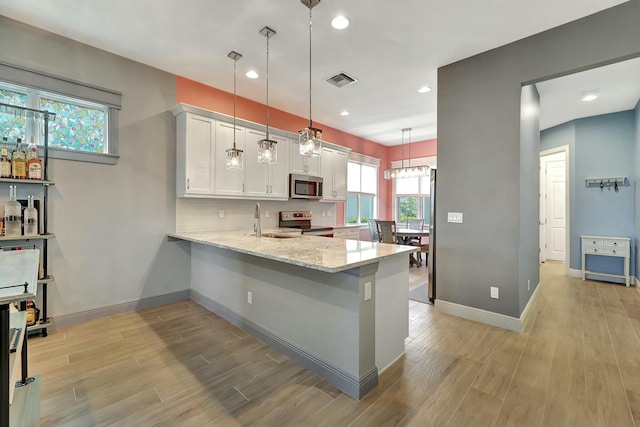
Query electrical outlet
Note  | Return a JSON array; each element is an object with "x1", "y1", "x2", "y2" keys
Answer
[
  {"x1": 247, "y1": 291, "x2": 252, "y2": 304},
  {"x1": 490, "y1": 286, "x2": 499, "y2": 299},
  {"x1": 218, "y1": 209, "x2": 225, "y2": 218},
  {"x1": 527, "y1": 279, "x2": 530, "y2": 291},
  {"x1": 265, "y1": 210, "x2": 270, "y2": 218},
  {"x1": 327, "y1": 211, "x2": 332, "y2": 217},
  {"x1": 364, "y1": 282, "x2": 372, "y2": 301}
]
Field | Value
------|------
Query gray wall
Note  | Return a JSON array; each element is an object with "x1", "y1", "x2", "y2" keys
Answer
[
  {"x1": 636, "y1": 100, "x2": 640, "y2": 281},
  {"x1": 437, "y1": 0, "x2": 640, "y2": 317},
  {"x1": 0, "y1": 17, "x2": 191, "y2": 319},
  {"x1": 518, "y1": 85, "x2": 540, "y2": 313},
  {"x1": 541, "y1": 111, "x2": 636, "y2": 281}
]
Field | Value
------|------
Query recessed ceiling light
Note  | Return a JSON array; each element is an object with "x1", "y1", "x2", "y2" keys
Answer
[
  {"x1": 581, "y1": 89, "x2": 599, "y2": 102},
  {"x1": 340, "y1": 110, "x2": 350, "y2": 116},
  {"x1": 418, "y1": 86, "x2": 432, "y2": 94},
  {"x1": 331, "y1": 15, "x2": 349, "y2": 30},
  {"x1": 246, "y1": 70, "x2": 259, "y2": 79}
]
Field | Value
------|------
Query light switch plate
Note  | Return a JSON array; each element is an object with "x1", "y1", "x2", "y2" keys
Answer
[
  {"x1": 490, "y1": 286, "x2": 499, "y2": 299},
  {"x1": 218, "y1": 209, "x2": 225, "y2": 218},
  {"x1": 447, "y1": 212, "x2": 463, "y2": 223}
]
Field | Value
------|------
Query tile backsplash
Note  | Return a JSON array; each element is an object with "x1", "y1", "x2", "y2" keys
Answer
[{"x1": 176, "y1": 198, "x2": 336, "y2": 233}]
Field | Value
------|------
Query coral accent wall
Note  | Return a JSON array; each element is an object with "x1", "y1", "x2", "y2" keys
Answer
[{"x1": 176, "y1": 76, "x2": 437, "y2": 222}]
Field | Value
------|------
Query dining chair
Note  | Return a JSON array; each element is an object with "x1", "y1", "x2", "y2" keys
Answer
[
  {"x1": 368, "y1": 219, "x2": 379, "y2": 242},
  {"x1": 376, "y1": 220, "x2": 397, "y2": 244},
  {"x1": 407, "y1": 219, "x2": 429, "y2": 264}
]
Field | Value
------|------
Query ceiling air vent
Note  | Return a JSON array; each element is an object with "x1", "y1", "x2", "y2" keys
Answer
[{"x1": 326, "y1": 72, "x2": 357, "y2": 88}]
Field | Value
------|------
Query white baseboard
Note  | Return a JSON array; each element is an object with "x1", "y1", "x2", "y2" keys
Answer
[
  {"x1": 568, "y1": 268, "x2": 582, "y2": 278},
  {"x1": 52, "y1": 290, "x2": 191, "y2": 329},
  {"x1": 435, "y1": 283, "x2": 542, "y2": 333}
]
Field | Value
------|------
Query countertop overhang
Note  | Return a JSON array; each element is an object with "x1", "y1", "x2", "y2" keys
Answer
[{"x1": 168, "y1": 230, "x2": 418, "y2": 273}]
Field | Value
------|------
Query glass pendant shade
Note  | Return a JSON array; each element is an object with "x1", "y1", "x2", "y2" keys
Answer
[
  {"x1": 226, "y1": 50, "x2": 243, "y2": 170},
  {"x1": 226, "y1": 147, "x2": 243, "y2": 169},
  {"x1": 299, "y1": 0, "x2": 322, "y2": 158},
  {"x1": 299, "y1": 126, "x2": 322, "y2": 157},
  {"x1": 384, "y1": 127, "x2": 428, "y2": 179},
  {"x1": 257, "y1": 138, "x2": 277, "y2": 164}
]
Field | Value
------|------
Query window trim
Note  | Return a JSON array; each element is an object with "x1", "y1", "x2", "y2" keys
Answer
[
  {"x1": 0, "y1": 61, "x2": 121, "y2": 164},
  {"x1": 346, "y1": 156, "x2": 380, "y2": 226}
]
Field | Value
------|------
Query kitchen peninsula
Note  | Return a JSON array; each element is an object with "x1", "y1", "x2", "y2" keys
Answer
[{"x1": 169, "y1": 230, "x2": 417, "y2": 399}]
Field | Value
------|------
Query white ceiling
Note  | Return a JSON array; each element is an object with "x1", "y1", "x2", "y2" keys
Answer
[
  {"x1": 0, "y1": 0, "x2": 630, "y2": 145},
  {"x1": 537, "y1": 57, "x2": 640, "y2": 130}
]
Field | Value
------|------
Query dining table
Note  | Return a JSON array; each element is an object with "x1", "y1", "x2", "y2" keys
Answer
[{"x1": 395, "y1": 227, "x2": 430, "y2": 267}]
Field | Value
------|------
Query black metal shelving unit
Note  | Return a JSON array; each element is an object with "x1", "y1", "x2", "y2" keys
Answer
[{"x1": 0, "y1": 102, "x2": 56, "y2": 337}]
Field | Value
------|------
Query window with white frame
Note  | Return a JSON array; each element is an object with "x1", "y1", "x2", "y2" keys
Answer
[
  {"x1": 0, "y1": 62, "x2": 121, "y2": 164},
  {"x1": 1, "y1": 82, "x2": 109, "y2": 153},
  {"x1": 392, "y1": 156, "x2": 436, "y2": 225},
  {"x1": 395, "y1": 173, "x2": 431, "y2": 225},
  {"x1": 345, "y1": 156, "x2": 379, "y2": 225}
]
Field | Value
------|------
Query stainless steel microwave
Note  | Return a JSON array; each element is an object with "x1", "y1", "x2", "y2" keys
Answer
[{"x1": 289, "y1": 174, "x2": 323, "y2": 200}]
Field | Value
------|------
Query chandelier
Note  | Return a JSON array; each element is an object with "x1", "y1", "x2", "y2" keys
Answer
[{"x1": 384, "y1": 128, "x2": 429, "y2": 179}]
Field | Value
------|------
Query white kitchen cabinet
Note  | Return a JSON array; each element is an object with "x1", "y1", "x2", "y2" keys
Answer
[
  {"x1": 321, "y1": 146, "x2": 348, "y2": 201},
  {"x1": 244, "y1": 130, "x2": 289, "y2": 200},
  {"x1": 290, "y1": 139, "x2": 321, "y2": 176},
  {"x1": 214, "y1": 121, "x2": 246, "y2": 197},
  {"x1": 176, "y1": 112, "x2": 216, "y2": 197}
]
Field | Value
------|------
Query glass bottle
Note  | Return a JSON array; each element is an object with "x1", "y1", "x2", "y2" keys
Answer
[
  {"x1": 24, "y1": 194, "x2": 38, "y2": 236},
  {"x1": 26, "y1": 137, "x2": 42, "y2": 180},
  {"x1": 11, "y1": 138, "x2": 26, "y2": 179},
  {"x1": 4, "y1": 185, "x2": 22, "y2": 237},
  {"x1": 0, "y1": 136, "x2": 11, "y2": 178}
]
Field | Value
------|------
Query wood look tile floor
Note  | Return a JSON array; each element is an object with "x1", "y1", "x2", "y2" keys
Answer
[{"x1": 27, "y1": 262, "x2": 640, "y2": 426}]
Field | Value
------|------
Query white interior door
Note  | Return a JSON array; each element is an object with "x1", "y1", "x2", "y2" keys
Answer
[{"x1": 541, "y1": 152, "x2": 566, "y2": 262}]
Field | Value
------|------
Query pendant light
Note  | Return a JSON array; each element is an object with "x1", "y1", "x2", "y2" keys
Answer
[
  {"x1": 384, "y1": 128, "x2": 429, "y2": 179},
  {"x1": 226, "y1": 51, "x2": 244, "y2": 170},
  {"x1": 257, "y1": 26, "x2": 278, "y2": 165},
  {"x1": 298, "y1": 0, "x2": 322, "y2": 158}
]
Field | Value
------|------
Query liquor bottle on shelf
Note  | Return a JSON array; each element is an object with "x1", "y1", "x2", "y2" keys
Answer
[
  {"x1": 24, "y1": 194, "x2": 38, "y2": 236},
  {"x1": 11, "y1": 137, "x2": 26, "y2": 179},
  {"x1": 4, "y1": 185, "x2": 22, "y2": 237},
  {"x1": 26, "y1": 137, "x2": 42, "y2": 180},
  {"x1": 0, "y1": 136, "x2": 11, "y2": 178}
]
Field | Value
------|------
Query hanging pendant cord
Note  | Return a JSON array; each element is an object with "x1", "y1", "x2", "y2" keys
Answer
[
  {"x1": 308, "y1": 6, "x2": 313, "y2": 129},
  {"x1": 266, "y1": 33, "x2": 270, "y2": 139},
  {"x1": 233, "y1": 57, "x2": 237, "y2": 149},
  {"x1": 401, "y1": 129, "x2": 405, "y2": 169}
]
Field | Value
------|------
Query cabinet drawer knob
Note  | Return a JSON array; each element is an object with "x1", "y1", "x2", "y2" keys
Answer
[
  {"x1": 594, "y1": 248, "x2": 598, "y2": 252},
  {"x1": 592, "y1": 241, "x2": 596, "y2": 244},
  {"x1": 614, "y1": 242, "x2": 618, "y2": 246},
  {"x1": 613, "y1": 250, "x2": 616, "y2": 254}
]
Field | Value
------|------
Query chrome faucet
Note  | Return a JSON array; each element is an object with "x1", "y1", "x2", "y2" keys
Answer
[{"x1": 254, "y1": 202, "x2": 261, "y2": 238}]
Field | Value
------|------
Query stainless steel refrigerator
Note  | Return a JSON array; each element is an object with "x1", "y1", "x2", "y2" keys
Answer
[{"x1": 428, "y1": 168, "x2": 436, "y2": 302}]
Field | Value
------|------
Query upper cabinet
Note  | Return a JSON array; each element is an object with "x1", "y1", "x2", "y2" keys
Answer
[
  {"x1": 214, "y1": 121, "x2": 246, "y2": 197},
  {"x1": 244, "y1": 130, "x2": 289, "y2": 200},
  {"x1": 172, "y1": 104, "x2": 291, "y2": 200},
  {"x1": 175, "y1": 112, "x2": 216, "y2": 197},
  {"x1": 321, "y1": 146, "x2": 349, "y2": 201},
  {"x1": 289, "y1": 139, "x2": 321, "y2": 176}
]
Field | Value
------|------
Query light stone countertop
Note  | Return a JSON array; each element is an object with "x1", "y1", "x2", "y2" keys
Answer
[{"x1": 168, "y1": 230, "x2": 418, "y2": 273}]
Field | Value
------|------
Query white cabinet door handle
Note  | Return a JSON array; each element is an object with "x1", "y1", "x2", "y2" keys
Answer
[{"x1": 187, "y1": 178, "x2": 190, "y2": 189}]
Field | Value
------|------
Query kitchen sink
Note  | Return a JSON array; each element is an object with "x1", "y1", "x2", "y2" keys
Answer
[{"x1": 249, "y1": 232, "x2": 299, "y2": 239}]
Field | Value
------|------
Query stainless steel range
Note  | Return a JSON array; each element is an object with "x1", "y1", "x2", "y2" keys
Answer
[{"x1": 279, "y1": 211, "x2": 334, "y2": 237}]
